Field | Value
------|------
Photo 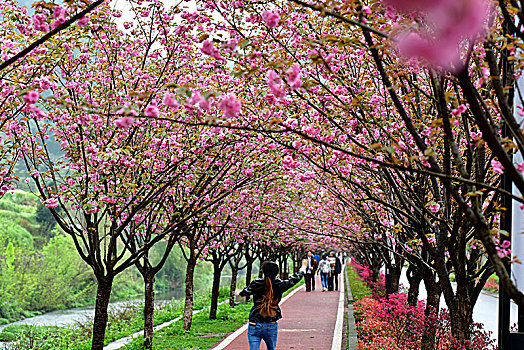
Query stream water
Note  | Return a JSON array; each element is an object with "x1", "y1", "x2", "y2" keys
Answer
[
  {"x1": 0, "y1": 300, "x2": 157, "y2": 332},
  {"x1": 0, "y1": 287, "x2": 186, "y2": 332}
]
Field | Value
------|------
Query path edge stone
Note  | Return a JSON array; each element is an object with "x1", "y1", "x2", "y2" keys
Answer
[
  {"x1": 331, "y1": 265, "x2": 345, "y2": 350},
  {"x1": 344, "y1": 266, "x2": 358, "y2": 350}
]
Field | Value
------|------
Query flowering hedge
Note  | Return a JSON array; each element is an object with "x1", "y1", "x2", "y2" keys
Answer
[
  {"x1": 354, "y1": 293, "x2": 425, "y2": 349},
  {"x1": 351, "y1": 263, "x2": 497, "y2": 350},
  {"x1": 483, "y1": 275, "x2": 499, "y2": 294}
]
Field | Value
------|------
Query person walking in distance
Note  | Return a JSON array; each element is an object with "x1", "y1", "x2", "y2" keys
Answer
[
  {"x1": 312, "y1": 252, "x2": 320, "y2": 290},
  {"x1": 327, "y1": 252, "x2": 336, "y2": 291},
  {"x1": 318, "y1": 255, "x2": 331, "y2": 291},
  {"x1": 237, "y1": 260, "x2": 307, "y2": 350},
  {"x1": 333, "y1": 253, "x2": 342, "y2": 291},
  {"x1": 327, "y1": 252, "x2": 342, "y2": 291},
  {"x1": 304, "y1": 251, "x2": 317, "y2": 292}
]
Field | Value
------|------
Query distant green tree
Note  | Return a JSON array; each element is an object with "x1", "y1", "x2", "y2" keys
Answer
[{"x1": 35, "y1": 204, "x2": 57, "y2": 239}]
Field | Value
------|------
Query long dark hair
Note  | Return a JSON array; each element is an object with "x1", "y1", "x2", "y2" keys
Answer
[{"x1": 257, "y1": 261, "x2": 279, "y2": 317}]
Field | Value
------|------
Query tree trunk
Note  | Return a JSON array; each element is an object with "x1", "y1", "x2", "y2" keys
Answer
[
  {"x1": 245, "y1": 259, "x2": 253, "y2": 302},
  {"x1": 229, "y1": 264, "x2": 238, "y2": 308},
  {"x1": 421, "y1": 272, "x2": 441, "y2": 350},
  {"x1": 209, "y1": 263, "x2": 222, "y2": 320},
  {"x1": 406, "y1": 267, "x2": 422, "y2": 307},
  {"x1": 91, "y1": 276, "x2": 113, "y2": 350},
  {"x1": 451, "y1": 311, "x2": 473, "y2": 347},
  {"x1": 143, "y1": 272, "x2": 155, "y2": 349},
  {"x1": 246, "y1": 259, "x2": 253, "y2": 285},
  {"x1": 371, "y1": 268, "x2": 380, "y2": 282},
  {"x1": 390, "y1": 263, "x2": 402, "y2": 293},
  {"x1": 452, "y1": 287, "x2": 473, "y2": 346},
  {"x1": 183, "y1": 259, "x2": 196, "y2": 330},
  {"x1": 370, "y1": 255, "x2": 382, "y2": 282}
]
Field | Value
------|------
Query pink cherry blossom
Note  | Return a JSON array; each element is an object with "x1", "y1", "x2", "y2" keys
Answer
[
  {"x1": 429, "y1": 203, "x2": 440, "y2": 213},
  {"x1": 383, "y1": 0, "x2": 434, "y2": 12},
  {"x1": 390, "y1": 0, "x2": 489, "y2": 72},
  {"x1": 163, "y1": 92, "x2": 180, "y2": 109},
  {"x1": 188, "y1": 92, "x2": 212, "y2": 111},
  {"x1": 286, "y1": 64, "x2": 302, "y2": 90},
  {"x1": 43, "y1": 198, "x2": 59, "y2": 208},
  {"x1": 33, "y1": 14, "x2": 49, "y2": 32},
  {"x1": 24, "y1": 90, "x2": 39, "y2": 104},
  {"x1": 201, "y1": 40, "x2": 225, "y2": 61},
  {"x1": 262, "y1": 11, "x2": 280, "y2": 28},
  {"x1": 491, "y1": 159, "x2": 504, "y2": 174},
  {"x1": 201, "y1": 39, "x2": 215, "y2": 55},
  {"x1": 53, "y1": 5, "x2": 65, "y2": 18},
  {"x1": 299, "y1": 171, "x2": 315, "y2": 182},
  {"x1": 51, "y1": 16, "x2": 66, "y2": 30},
  {"x1": 396, "y1": 32, "x2": 461, "y2": 72},
  {"x1": 145, "y1": 105, "x2": 160, "y2": 117},
  {"x1": 452, "y1": 104, "x2": 467, "y2": 116},
  {"x1": 78, "y1": 16, "x2": 90, "y2": 26},
  {"x1": 266, "y1": 70, "x2": 285, "y2": 98},
  {"x1": 27, "y1": 103, "x2": 48, "y2": 119},
  {"x1": 115, "y1": 117, "x2": 135, "y2": 129},
  {"x1": 218, "y1": 94, "x2": 241, "y2": 118}
]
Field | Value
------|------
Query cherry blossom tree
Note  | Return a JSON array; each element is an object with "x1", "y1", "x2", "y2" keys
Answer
[{"x1": 177, "y1": 0, "x2": 524, "y2": 344}]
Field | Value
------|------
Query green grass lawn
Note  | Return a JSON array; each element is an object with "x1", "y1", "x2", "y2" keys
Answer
[{"x1": 123, "y1": 302, "x2": 252, "y2": 350}]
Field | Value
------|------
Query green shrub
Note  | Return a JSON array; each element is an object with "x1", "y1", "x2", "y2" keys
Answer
[
  {"x1": 0, "y1": 303, "x2": 23, "y2": 321},
  {"x1": 218, "y1": 286, "x2": 230, "y2": 299},
  {"x1": 0, "y1": 330, "x2": 17, "y2": 342}
]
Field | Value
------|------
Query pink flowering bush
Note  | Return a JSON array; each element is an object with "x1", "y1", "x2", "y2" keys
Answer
[
  {"x1": 354, "y1": 293, "x2": 496, "y2": 350},
  {"x1": 351, "y1": 262, "x2": 496, "y2": 349},
  {"x1": 483, "y1": 274, "x2": 499, "y2": 294},
  {"x1": 355, "y1": 293, "x2": 425, "y2": 349}
]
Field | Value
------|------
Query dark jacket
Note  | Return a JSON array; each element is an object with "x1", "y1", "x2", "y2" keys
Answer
[
  {"x1": 334, "y1": 256, "x2": 342, "y2": 274},
  {"x1": 305, "y1": 256, "x2": 318, "y2": 273},
  {"x1": 239, "y1": 271, "x2": 304, "y2": 323}
]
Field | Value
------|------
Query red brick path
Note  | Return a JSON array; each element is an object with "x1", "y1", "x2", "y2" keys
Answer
[{"x1": 219, "y1": 275, "x2": 341, "y2": 350}]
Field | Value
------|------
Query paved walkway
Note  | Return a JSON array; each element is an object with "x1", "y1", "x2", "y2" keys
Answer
[{"x1": 213, "y1": 272, "x2": 344, "y2": 350}]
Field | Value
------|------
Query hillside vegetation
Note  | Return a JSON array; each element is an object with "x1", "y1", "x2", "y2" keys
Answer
[{"x1": 0, "y1": 190, "x2": 214, "y2": 324}]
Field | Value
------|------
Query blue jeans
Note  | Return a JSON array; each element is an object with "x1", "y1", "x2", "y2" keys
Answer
[
  {"x1": 248, "y1": 322, "x2": 278, "y2": 350},
  {"x1": 320, "y1": 272, "x2": 329, "y2": 289}
]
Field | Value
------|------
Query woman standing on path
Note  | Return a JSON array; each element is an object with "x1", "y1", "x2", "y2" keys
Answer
[
  {"x1": 236, "y1": 260, "x2": 307, "y2": 350},
  {"x1": 318, "y1": 255, "x2": 331, "y2": 291}
]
